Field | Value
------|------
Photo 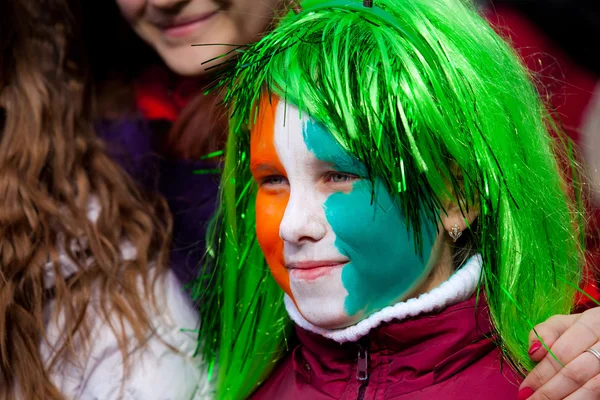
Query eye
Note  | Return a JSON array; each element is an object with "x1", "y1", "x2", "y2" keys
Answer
[
  {"x1": 260, "y1": 175, "x2": 288, "y2": 187},
  {"x1": 325, "y1": 172, "x2": 360, "y2": 183}
]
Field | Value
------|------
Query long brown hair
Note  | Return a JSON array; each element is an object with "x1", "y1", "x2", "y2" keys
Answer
[{"x1": 0, "y1": 1, "x2": 171, "y2": 398}]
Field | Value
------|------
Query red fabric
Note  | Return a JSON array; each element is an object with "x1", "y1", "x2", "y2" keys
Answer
[
  {"x1": 486, "y1": 7, "x2": 600, "y2": 308},
  {"x1": 252, "y1": 297, "x2": 521, "y2": 399},
  {"x1": 133, "y1": 66, "x2": 204, "y2": 122}
]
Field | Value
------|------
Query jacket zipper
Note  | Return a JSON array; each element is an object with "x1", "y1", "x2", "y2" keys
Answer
[{"x1": 356, "y1": 338, "x2": 369, "y2": 400}]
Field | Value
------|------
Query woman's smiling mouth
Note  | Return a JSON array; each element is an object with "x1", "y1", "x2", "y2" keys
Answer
[{"x1": 158, "y1": 11, "x2": 219, "y2": 38}]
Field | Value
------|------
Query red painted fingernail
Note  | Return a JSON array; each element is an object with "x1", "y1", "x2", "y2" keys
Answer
[
  {"x1": 517, "y1": 387, "x2": 535, "y2": 400},
  {"x1": 528, "y1": 340, "x2": 542, "y2": 356}
]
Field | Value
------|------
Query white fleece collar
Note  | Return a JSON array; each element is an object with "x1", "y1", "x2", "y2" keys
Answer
[{"x1": 284, "y1": 254, "x2": 483, "y2": 343}]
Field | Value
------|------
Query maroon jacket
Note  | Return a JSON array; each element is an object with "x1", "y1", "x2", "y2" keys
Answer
[{"x1": 252, "y1": 297, "x2": 521, "y2": 399}]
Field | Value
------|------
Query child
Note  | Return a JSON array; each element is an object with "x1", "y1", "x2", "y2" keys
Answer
[{"x1": 197, "y1": 0, "x2": 585, "y2": 398}]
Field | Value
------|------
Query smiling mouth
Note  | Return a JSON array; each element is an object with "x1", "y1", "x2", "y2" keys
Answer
[
  {"x1": 159, "y1": 11, "x2": 219, "y2": 38},
  {"x1": 287, "y1": 261, "x2": 348, "y2": 281}
]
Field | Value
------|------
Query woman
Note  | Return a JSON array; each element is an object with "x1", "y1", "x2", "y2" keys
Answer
[
  {"x1": 82, "y1": 0, "x2": 283, "y2": 287},
  {"x1": 195, "y1": 0, "x2": 586, "y2": 398},
  {"x1": 0, "y1": 1, "x2": 206, "y2": 398}
]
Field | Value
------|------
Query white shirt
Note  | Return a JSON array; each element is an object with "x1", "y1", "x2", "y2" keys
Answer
[
  {"x1": 42, "y1": 268, "x2": 211, "y2": 400},
  {"x1": 39, "y1": 198, "x2": 211, "y2": 399}
]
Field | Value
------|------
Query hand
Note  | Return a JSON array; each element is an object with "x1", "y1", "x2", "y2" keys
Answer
[{"x1": 518, "y1": 308, "x2": 600, "y2": 399}]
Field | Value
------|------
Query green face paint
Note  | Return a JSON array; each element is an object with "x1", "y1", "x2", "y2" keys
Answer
[{"x1": 303, "y1": 118, "x2": 436, "y2": 317}]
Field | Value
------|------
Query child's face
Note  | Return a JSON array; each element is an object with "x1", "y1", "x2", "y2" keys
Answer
[
  {"x1": 250, "y1": 97, "x2": 436, "y2": 329},
  {"x1": 115, "y1": 0, "x2": 280, "y2": 76}
]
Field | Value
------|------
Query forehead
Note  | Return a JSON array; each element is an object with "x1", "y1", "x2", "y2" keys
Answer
[
  {"x1": 250, "y1": 98, "x2": 313, "y2": 166},
  {"x1": 273, "y1": 101, "x2": 308, "y2": 151},
  {"x1": 250, "y1": 97, "x2": 367, "y2": 175}
]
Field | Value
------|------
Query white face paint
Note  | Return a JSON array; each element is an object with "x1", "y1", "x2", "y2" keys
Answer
[{"x1": 273, "y1": 102, "x2": 352, "y2": 329}]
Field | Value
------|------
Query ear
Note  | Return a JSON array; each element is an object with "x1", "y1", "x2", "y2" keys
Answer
[
  {"x1": 440, "y1": 195, "x2": 479, "y2": 237},
  {"x1": 439, "y1": 163, "x2": 479, "y2": 237}
]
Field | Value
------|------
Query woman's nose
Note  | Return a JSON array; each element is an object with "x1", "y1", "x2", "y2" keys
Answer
[{"x1": 149, "y1": 0, "x2": 190, "y2": 11}]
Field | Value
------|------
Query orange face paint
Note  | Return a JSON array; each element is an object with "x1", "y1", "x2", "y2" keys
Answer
[{"x1": 250, "y1": 96, "x2": 292, "y2": 297}]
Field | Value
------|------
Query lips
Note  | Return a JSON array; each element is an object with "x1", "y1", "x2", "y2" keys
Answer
[
  {"x1": 287, "y1": 260, "x2": 348, "y2": 281},
  {"x1": 157, "y1": 11, "x2": 219, "y2": 38}
]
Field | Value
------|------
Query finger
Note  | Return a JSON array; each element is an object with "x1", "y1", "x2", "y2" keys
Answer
[
  {"x1": 527, "y1": 314, "x2": 579, "y2": 362},
  {"x1": 564, "y1": 372, "x2": 600, "y2": 400},
  {"x1": 520, "y1": 314, "x2": 598, "y2": 392},
  {"x1": 529, "y1": 344, "x2": 600, "y2": 400}
]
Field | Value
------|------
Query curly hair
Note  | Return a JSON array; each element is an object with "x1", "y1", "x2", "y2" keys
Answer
[{"x1": 0, "y1": 1, "x2": 171, "y2": 398}]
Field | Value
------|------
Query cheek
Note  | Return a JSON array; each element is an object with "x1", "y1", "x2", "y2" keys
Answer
[
  {"x1": 114, "y1": 0, "x2": 145, "y2": 21},
  {"x1": 328, "y1": 180, "x2": 436, "y2": 315},
  {"x1": 228, "y1": 0, "x2": 279, "y2": 40},
  {"x1": 255, "y1": 189, "x2": 291, "y2": 297},
  {"x1": 324, "y1": 182, "x2": 377, "y2": 247}
]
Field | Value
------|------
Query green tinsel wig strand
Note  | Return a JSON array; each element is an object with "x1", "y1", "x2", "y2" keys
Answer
[{"x1": 193, "y1": 0, "x2": 585, "y2": 398}]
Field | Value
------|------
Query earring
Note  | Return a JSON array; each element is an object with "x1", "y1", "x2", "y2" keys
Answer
[{"x1": 448, "y1": 224, "x2": 462, "y2": 242}]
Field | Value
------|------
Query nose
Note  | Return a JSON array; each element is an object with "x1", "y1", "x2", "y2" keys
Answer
[{"x1": 280, "y1": 189, "x2": 327, "y2": 244}]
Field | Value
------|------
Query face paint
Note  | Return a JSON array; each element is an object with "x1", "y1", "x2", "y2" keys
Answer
[
  {"x1": 251, "y1": 98, "x2": 351, "y2": 328},
  {"x1": 250, "y1": 96, "x2": 291, "y2": 296},
  {"x1": 251, "y1": 97, "x2": 436, "y2": 329},
  {"x1": 303, "y1": 120, "x2": 436, "y2": 317}
]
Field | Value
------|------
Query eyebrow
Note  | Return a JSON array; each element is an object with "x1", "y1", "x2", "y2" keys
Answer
[{"x1": 250, "y1": 162, "x2": 281, "y2": 174}]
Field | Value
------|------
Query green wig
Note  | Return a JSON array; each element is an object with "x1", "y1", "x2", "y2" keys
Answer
[{"x1": 193, "y1": 0, "x2": 585, "y2": 398}]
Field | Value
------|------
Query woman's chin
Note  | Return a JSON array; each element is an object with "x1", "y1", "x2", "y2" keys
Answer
[{"x1": 157, "y1": 45, "x2": 231, "y2": 77}]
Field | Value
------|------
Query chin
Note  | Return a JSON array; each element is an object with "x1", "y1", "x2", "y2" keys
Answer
[
  {"x1": 290, "y1": 267, "x2": 357, "y2": 329},
  {"x1": 162, "y1": 50, "x2": 216, "y2": 77},
  {"x1": 306, "y1": 313, "x2": 361, "y2": 330},
  {"x1": 295, "y1": 294, "x2": 361, "y2": 330},
  {"x1": 158, "y1": 44, "x2": 234, "y2": 77}
]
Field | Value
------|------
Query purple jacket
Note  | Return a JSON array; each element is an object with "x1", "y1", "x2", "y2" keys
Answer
[
  {"x1": 252, "y1": 297, "x2": 521, "y2": 399},
  {"x1": 95, "y1": 118, "x2": 220, "y2": 287}
]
